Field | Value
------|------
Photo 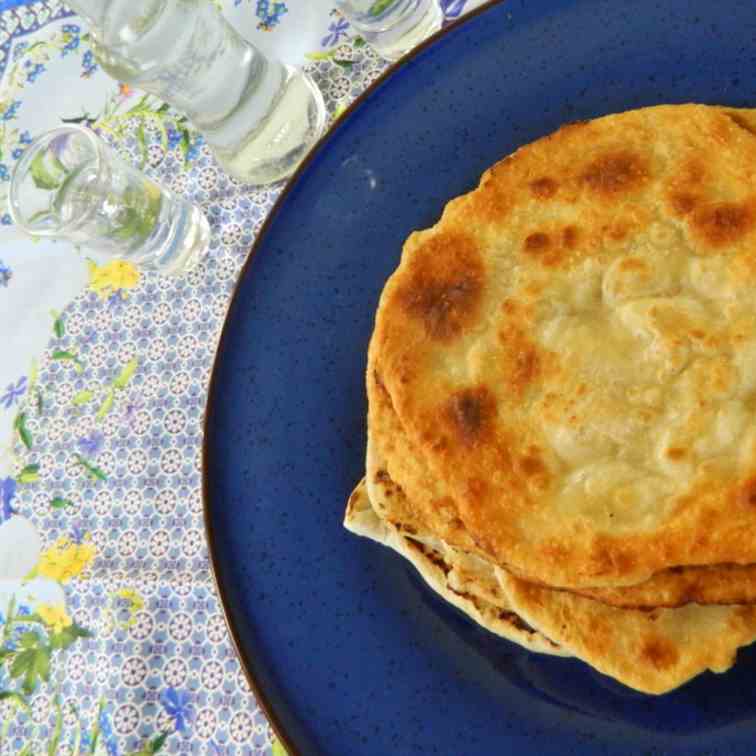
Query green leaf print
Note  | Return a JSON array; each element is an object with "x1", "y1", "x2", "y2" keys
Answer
[
  {"x1": 108, "y1": 185, "x2": 162, "y2": 244},
  {"x1": 2, "y1": 596, "x2": 16, "y2": 639},
  {"x1": 74, "y1": 454, "x2": 107, "y2": 482},
  {"x1": 61, "y1": 113, "x2": 95, "y2": 126},
  {"x1": 96, "y1": 388, "x2": 115, "y2": 420},
  {"x1": 17, "y1": 464, "x2": 39, "y2": 484},
  {"x1": 89, "y1": 699, "x2": 105, "y2": 754},
  {"x1": 108, "y1": 206, "x2": 143, "y2": 241},
  {"x1": 72, "y1": 389, "x2": 94, "y2": 406},
  {"x1": 136, "y1": 121, "x2": 148, "y2": 168},
  {"x1": 304, "y1": 51, "x2": 333, "y2": 61},
  {"x1": 149, "y1": 732, "x2": 170, "y2": 753},
  {"x1": 50, "y1": 497, "x2": 74, "y2": 510},
  {"x1": 52, "y1": 349, "x2": 84, "y2": 373},
  {"x1": 179, "y1": 128, "x2": 192, "y2": 167},
  {"x1": 10, "y1": 647, "x2": 51, "y2": 695},
  {"x1": 13, "y1": 413, "x2": 32, "y2": 450},
  {"x1": 47, "y1": 697, "x2": 63, "y2": 756},
  {"x1": 49, "y1": 623, "x2": 92, "y2": 651},
  {"x1": 26, "y1": 359, "x2": 42, "y2": 416},
  {"x1": 51, "y1": 310, "x2": 65, "y2": 338},
  {"x1": 353, "y1": 36, "x2": 366, "y2": 48},
  {"x1": 0, "y1": 691, "x2": 29, "y2": 710},
  {"x1": 29, "y1": 150, "x2": 67, "y2": 191},
  {"x1": 19, "y1": 631, "x2": 40, "y2": 649},
  {"x1": 14, "y1": 613, "x2": 44, "y2": 627},
  {"x1": 71, "y1": 716, "x2": 82, "y2": 756},
  {"x1": 127, "y1": 731, "x2": 171, "y2": 756},
  {"x1": 113, "y1": 357, "x2": 139, "y2": 390},
  {"x1": 368, "y1": 0, "x2": 394, "y2": 16}
]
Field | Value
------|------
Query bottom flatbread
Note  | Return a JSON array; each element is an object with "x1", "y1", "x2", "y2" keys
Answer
[
  {"x1": 348, "y1": 463, "x2": 756, "y2": 693},
  {"x1": 344, "y1": 479, "x2": 566, "y2": 657},
  {"x1": 497, "y1": 570, "x2": 756, "y2": 695}
]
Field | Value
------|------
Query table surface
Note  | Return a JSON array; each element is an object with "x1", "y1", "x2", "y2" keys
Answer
[{"x1": 0, "y1": 1, "x2": 479, "y2": 753}]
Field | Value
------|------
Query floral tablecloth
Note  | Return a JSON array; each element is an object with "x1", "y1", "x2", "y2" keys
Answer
[{"x1": 0, "y1": 1, "x2": 479, "y2": 753}]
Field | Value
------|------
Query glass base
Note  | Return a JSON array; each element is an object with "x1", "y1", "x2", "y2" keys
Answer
[
  {"x1": 163, "y1": 205, "x2": 211, "y2": 275},
  {"x1": 138, "y1": 204, "x2": 211, "y2": 276},
  {"x1": 210, "y1": 68, "x2": 328, "y2": 187},
  {"x1": 363, "y1": 1, "x2": 444, "y2": 62}
]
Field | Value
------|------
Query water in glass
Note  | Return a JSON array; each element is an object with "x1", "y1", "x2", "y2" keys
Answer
[
  {"x1": 67, "y1": 0, "x2": 327, "y2": 185},
  {"x1": 10, "y1": 126, "x2": 209, "y2": 275}
]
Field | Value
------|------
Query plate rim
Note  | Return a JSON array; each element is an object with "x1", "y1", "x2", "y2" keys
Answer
[{"x1": 200, "y1": 2, "x2": 509, "y2": 753}]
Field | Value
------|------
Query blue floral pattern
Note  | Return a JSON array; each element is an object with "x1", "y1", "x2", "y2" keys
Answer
[
  {"x1": 316, "y1": 0, "x2": 473, "y2": 55},
  {"x1": 0, "y1": 259, "x2": 11, "y2": 287},
  {"x1": 321, "y1": 13, "x2": 350, "y2": 47},
  {"x1": 0, "y1": 8, "x2": 98, "y2": 209},
  {"x1": 76, "y1": 429, "x2": 104, "y2": 457},
  {"x1": 160, "y1": 687, "x2": 195, "y2": 734},
  {"x1": 81, "y1": 48, "x2": 97, "y2": 78},
  {"x1": 0, "y1": 0, "x2": 476, "y2": 753},
  {"x1": 233, "y1": 0, "x2": 288, "y2": 31},
  {"x1": 0, "y1": 476, "x2": 16, "y2": 521},
  {"x1": 1, "y1": 376, "x2": 27, "y2": 408},
  {"x1": 255, "y1": 0, "x2": 288, "y2": 31},
  {"x1": 2, "y1": 100, "x2": 20, "y2": 120},
  {"x1": 60, "y1": 23, "x2": 82, "y2": 55}
]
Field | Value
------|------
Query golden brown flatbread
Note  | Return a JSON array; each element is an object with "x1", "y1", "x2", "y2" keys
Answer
[
  {"x1": 353, "y1": 463, "x2": 756, "y2": 693},
  {"x1": 498, "y1": 570, "x2": 756, "y2": 695},
  {"x1": 369, "y1": 103, "x2": 756, "y2": 589},
  {"x1": 576, "y1": 564, "x2": 756, "y2": 609},
  {"x1": 344, "y1": 479, "x2": 566, "y2": 656},
  {"x1": 367, "y1": 338, "x2": 756, "y2": 610}
]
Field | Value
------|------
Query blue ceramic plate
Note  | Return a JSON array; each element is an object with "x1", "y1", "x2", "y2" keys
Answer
[{"x1": 203, "y1": 2, "x2": 756, "y2": 753}]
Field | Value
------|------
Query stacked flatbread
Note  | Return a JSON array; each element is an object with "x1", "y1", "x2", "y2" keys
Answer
[{"x1": 344, "y1": 104, "x2": 756, "y2": 694}]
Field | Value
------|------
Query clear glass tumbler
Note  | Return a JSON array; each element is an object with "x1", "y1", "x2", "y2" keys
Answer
[
  {"x1": 66, "y1": 0, "x2": 327, "y2": 186},
  {"x1": 9, "y1": 126, "x2": 210, "y2": 275},
  {"x1": 335, "y1": 0, "x2": 443, "y2": 61}
]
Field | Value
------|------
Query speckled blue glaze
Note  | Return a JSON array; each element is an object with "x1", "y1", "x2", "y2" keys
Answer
[{"x1": 204, "y1": 1, "x2": 756, "y2": 753}]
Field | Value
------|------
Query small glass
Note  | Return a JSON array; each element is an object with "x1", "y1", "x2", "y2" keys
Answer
[
  {"x1": 66, "y1": 0, "x2": 327, "y2": 186},
  {"x1": 9, "y1": 125, "x2": 210, "y2": 275},
  {"x1": 335, "y1": 0, "x2": 443, "y2": 61}
]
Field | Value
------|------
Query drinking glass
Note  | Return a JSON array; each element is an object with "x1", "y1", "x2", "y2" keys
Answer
[
  {"x1": 9, "y1": 126, "x2": 210, "y2": 275},
  {"x1": 335, "y1": 0, "x2": 443, "y2": 60},
  {"x1": 66, "y1": 0, "x2": 327, "y2": 186}
]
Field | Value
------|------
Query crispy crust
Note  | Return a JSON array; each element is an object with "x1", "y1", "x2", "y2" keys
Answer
[
  {"x1": 576, "y1": 564, "x2": 756, "y2": 609},
  {"x1": 498, "y1": 570, "x2": 756, "y2": 695},
  {"x1": 371, "y1": 104, "x2": 756, "y2": 589},
  {"x1": 344, "y1": 479, "x2": 566, "y2": 656},
  {"x1": 366, "y1": 384, "x2": 756, "y2": 608},
  {"x1": 347, "y1": 470, "x2": 756, "y2": 693}
]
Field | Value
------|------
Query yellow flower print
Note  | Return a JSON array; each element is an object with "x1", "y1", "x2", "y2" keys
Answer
[
  {"x1": 116, "y1": 587, "x2": 144, "y2": 618},
  {"x1": 37, "y1": 536, "x2": 96, "y2": 583},
  {"x1": 87, "y1": 260, "x2": 141, "y2": 301},
  {"x1": 105, "y1": 588, "x2": 145, "y2": 630},
  {"x1": 116, "y1": 588, "x2": 144, "y2": 610},
  {"x1": 37, "y1": 603, "x2": 72, "y2": 634}
]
